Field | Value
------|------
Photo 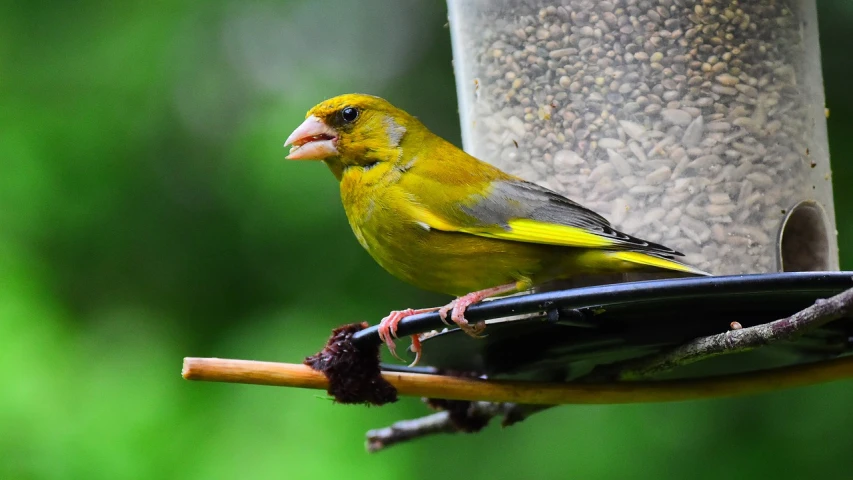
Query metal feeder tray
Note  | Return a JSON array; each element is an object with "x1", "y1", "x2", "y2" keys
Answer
[{"x1": 353, "y1": 272, "x2": 853, "y2": 381}]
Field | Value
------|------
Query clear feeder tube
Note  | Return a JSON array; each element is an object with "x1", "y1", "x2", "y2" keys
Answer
[{"x1": 448, "y1": 0, "x2": 837, "y2": 275}]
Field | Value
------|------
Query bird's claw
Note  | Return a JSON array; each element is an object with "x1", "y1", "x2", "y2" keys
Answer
[
  {"x1": 458, "y1": 321, "x2": 486, "y2": 338},
  {"x1": 378, "y1": 294, "x2": 503, "y2": 364},
  {"x1": 438, "y1": 301, "x2": 456, "y2": 326},
  {"x1": 408, "y1": 335, "x2": 422, "y2": 367},
  {"x1": 377, "y1": 313, "x2": 404, "y2": 362},
  {"x1": 437, "y1": 298, "x2": 487, "y2": 339},
  {"x1": 378, "y1": 307, "x2": 440, "y2": 366}
]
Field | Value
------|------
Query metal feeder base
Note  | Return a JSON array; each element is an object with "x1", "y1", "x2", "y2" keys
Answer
[{"x1": 355, "y1": 272, "x2": 853, "y2": 381}]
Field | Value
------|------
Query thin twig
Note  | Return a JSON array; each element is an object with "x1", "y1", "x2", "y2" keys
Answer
[
  {"x1": 366, "y1": 401, "x2": 547, "y2": 452},
  {"x1": 597, "y1": 286, "x2": 853, "y2": 380},
  {"x1": 365, "y1": 411, "x2": 456, "y2": 452},
  {"x1": 365, "y1": 402, "x2": 541, "y2": 453}
]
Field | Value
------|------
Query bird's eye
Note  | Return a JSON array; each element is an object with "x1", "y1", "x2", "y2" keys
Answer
[{"x1": 341, "y1": 107, "x2": 359, "y2": 123}]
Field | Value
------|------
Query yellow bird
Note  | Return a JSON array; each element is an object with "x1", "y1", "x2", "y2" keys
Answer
[{"x1": 284, "y1": 94, "x2": 707, "y2": 364}]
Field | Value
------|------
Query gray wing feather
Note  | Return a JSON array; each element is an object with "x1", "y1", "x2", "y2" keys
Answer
[{"x1": 461, "y1": 179, "x2": 684, "y2": 257}]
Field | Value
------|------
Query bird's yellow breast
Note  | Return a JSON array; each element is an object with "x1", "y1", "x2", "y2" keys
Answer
[{"x1": 340, "y1": 164, "x2": 426, "y2": 275}]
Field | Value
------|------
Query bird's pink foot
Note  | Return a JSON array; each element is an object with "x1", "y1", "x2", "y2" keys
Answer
[
  {"x1": 439, "y1": 283, "x2": 518, "y2": 338},
  {"x1": 377, "y1": 307, "x2": 440, "y2": 366},
  {"x1": 438, "y1": 300, "x2": 456, "y2": 326}
]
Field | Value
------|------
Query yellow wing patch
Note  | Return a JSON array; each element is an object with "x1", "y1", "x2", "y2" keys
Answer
[
  {"x1": 609, "y1": 251, "x2": 708, "y2": 275},
  {"x1": 467, "y1": 218, "x2": 617, "y2": 248}
]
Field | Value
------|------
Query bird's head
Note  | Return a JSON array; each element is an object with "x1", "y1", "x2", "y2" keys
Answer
[{"x1": 284, "y1": 94, "x2": 416, "y2": 173}]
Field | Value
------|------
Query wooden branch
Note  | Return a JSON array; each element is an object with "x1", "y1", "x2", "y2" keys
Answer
[{"x1": 182, "y1": 355, "x2": 853, "y2": 405}]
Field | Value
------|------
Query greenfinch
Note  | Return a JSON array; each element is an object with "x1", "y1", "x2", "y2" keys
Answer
[{"x1": 284, "y1": 94, "x2": 707, "y2": 364}]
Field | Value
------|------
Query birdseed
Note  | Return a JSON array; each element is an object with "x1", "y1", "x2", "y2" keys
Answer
[{"x1": 449, "y1": 0, "x2": 837, "y2": 274}]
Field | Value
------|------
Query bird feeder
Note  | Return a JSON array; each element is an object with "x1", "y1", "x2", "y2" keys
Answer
[
  {"x1": 402, "y1": 0, "x2": 850, "y2": 377},
  {"x1": 448, "y1": 0, "x2": 837, "y2": 275},
  {"x1": 181, "y1": 0, "x2": 853, "y2": 451}
]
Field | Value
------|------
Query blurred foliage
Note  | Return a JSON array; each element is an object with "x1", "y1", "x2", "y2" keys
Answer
[{"x1": 1, "y1": 0, "x2": 852, "y2": 478}]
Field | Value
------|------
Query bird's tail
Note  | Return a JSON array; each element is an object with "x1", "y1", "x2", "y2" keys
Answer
[{"x1": 608, "y1": 251, "x2": 710, "y2": 276}]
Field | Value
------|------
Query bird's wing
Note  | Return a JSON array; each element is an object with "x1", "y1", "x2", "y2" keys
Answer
[{"x1": 406, "y1": 176, "x2": 683, "y2": 258}]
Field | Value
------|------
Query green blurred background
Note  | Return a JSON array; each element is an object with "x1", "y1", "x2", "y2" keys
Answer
[{"x1": 2, "y1": 0, "x2": 853, "y2": 478}]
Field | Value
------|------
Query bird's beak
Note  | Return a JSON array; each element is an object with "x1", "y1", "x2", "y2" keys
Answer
[{"x1": 284, "y1": 115, "x2": 339, "y2": 160}]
